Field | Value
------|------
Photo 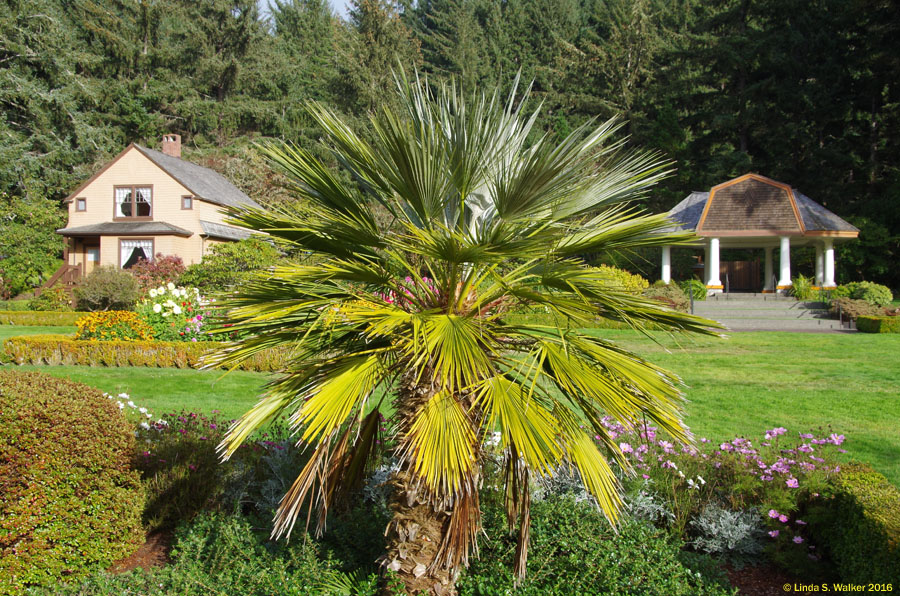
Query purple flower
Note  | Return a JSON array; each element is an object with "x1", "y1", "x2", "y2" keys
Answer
[
  {"x1": 829, "y1": 433, "x2": 845, "y2": 445},
  {"x1": 779, "y1": 514, "x2": 789, "y2": 523},
  {"x1": 642, "y1": 474, "x2": 650, "y2": 480},
  {"x1": 768, "y1": 530, "x2": 780, "y2": 538},
  {"x1": 799, "y1": 433, "x2": 814, "y2": 439},
  {"x1": 719, "y1": 442, "x2": 734, "y2": 452},
  {"x1": 793, "y1": 536, "x2": 804, "y2": 544},
  {"x1": 768, "y1": 509, "x2": 779, "y2": 519},
  {"x1": 795, "y1": 519, "x2": 807, "y2": 525},
  {"x1": 786, "y1": 477, "x2": 799, "y2": 488},
  {"x1": 619, "y1": 442, "x2": 634, "y2": 454}
]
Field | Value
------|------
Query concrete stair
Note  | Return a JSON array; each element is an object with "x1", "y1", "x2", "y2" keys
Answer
[{"x1": 690, "y1": 292, "x2": 854, "y2": 332}]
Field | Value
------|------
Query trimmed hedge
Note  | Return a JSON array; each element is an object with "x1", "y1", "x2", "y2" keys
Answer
[
  {"x1": 0, "y1": 310, "x2": 85, "y2": 326},
  {"x1": 2, "y1": 334, "x2": 288, "y2": 371},
  {"x1": 856, "y1": 316, "x2": 900, "y2": 333},
  {"x1": 0, "y1": 371, "x2": 144, "y2": 591},
  {"x1": 807, "y1": 464, "x2": 900, "y2": 583}
]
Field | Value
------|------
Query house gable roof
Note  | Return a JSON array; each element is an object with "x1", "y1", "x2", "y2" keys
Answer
[{"x1": 64, "y1": 143, "x2": 262, "y2": 211}]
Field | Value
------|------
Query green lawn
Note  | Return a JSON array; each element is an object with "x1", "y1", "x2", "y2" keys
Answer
[
  {"x1": 0, "y1": 325, "x2": 76, "y2": 341},
  {"x1": 3, "y1": 326, "x2": 899, "y2": 483},
  {"x1": 589, "y1": 329, "x2": 900, "y2": 484}
]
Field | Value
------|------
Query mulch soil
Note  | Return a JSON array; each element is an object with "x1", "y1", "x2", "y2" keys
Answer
[{"x1": 108, "y1": 530, "x2": 173, "y2": 574}]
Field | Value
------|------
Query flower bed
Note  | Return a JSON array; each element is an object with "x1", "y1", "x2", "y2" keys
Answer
[{"x1": 2, "y1": 334, "x2": 287, "y2": 371}]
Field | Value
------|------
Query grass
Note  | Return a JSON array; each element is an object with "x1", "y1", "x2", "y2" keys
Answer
[
  {"x1": 0, "y1": 325, "x2": 76, "y2": 341},
  {"x1": 588, "y1": 329, "x2": 900, "y2": 484},
  {"x1": 3, "y1": 325, "x2": 899, "y2": 483}
]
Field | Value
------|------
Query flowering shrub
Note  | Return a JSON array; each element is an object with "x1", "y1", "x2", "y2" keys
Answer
[
  {"x1": 129, "y1": 253, "x2": 186, "y2": 291},
  {"x1": 75, "y1": 310, "x2": 155, "y2": 341},
  {"x1": 136, "y1": 283, "x2": 212, "y2": 342},
  {"x1": 593, "y1": 265, "x2": 649, "y2": 295}
]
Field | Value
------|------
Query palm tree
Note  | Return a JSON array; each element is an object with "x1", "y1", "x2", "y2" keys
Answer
[{"x1": 212, "y1": 74, "x2": 719, "y2": 595}]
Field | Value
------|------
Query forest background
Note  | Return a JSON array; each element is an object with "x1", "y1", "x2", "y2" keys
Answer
[{"x1": 1, "y1": 0, "x2": 898, "y2": 295}]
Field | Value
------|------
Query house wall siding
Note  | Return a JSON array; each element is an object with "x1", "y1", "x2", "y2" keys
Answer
[{"x1": 64, "y1": 147, "x2": 237, "y2": 267}]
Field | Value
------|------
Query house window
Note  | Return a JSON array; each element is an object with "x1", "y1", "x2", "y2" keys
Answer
[
  {"x1": 114, "y1": 186, "x2": 152, "y2": 219},
  {"x1": 76, "y1": 198, "x2": 87, "y2": 212},
  {"x1": 182, "y1": 195, "x2": 193, "y2": 210},
  {"x1": 120, "y1": 239, "x2": 154, "y2": 269},
  {"x1": 87, "y1": 247, "x2": 100, "y2": 263}
]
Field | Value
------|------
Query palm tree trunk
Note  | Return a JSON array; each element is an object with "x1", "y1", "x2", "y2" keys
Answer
[{"x1": 382, "y1": 467, "x2": 458, "y2": 595}]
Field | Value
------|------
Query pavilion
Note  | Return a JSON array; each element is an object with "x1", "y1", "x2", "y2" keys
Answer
[{"x1": 663, "y1": 174, "x2": 859, "y2": 293}]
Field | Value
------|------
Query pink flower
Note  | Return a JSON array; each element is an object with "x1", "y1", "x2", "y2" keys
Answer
[
  {"x1": 793, "y1": 536, "x2": 804, "y2": 544},
  {"x1": 619, "y1": 442, "x2": 634, "y2": 454},
  {"x1": 768, "y1": 509, "x2": 780, "y2": 519},
  {"x1": 795, "y1": 520, "x2": 807, "y2": 525},
  {"x1": 768, "y1": 530, "x2": 779, "y2": 538},
  {"x1": 779, "y1": 514, "x2": 789, "y2": 523},
  {"x1": 786, "y1": 477, "x2": 799, "y2": 488}
]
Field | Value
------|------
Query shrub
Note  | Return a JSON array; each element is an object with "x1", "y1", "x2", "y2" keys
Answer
[
  {"x1": 27, "y1": 287, "x2": 72, "y2": 311},
  {"x1": 0, "y1": 299, "x2": 32, "y2": 311},
  {"x1": 593, "y1": 265, "x2": 649, "y2": 295},
  {"x1": 679, "y1": 279, "x2": 707, "y2": 301},
  {"x1": 136, "y1": 283, "x2": 213, "y2": 342},
  {"x1": 0, "y1": 371, "x2": 144, "y2": 591},
  {"x1": 47, "y1": 513, "x2": 374, "y2": 596},
  {"x1": 689, "y1": 504, "x2": 766, "y2": 567},
  {"x1": 179, "y1": 237, "x2": 279, "y2": 293},
  {"x1": 458, "y1": 495, "x2": 733, "y2": 595},
  {"x1": 129, "y1": 253, "x2": 186, "y2": 291},
  {"x1": 644, "y1": 280, "x2": 690, "y2": 312},
  {"x1": 75, "y1": 310, "x2": 155, "y2": 341},
  {"x1": 2, "y1": 334, "x2": 288, "y2": 371},
  {"x1": 0, "y1": 310, "x2": 84, "y2": 325},
  {"x1": 791, "y1": 274, "x2": 817, "y2": 300},
  {"x1": 832, "y1": 281, "x2": 894, "y2": 307},
  {"x1": 74, "y1": 266, "x2": 141, "y2": 311},
  {"x1": 829, "y1": 297, "x2": 881, "y2": 321},
  {"x1": 805, "y1": 464, "x2": 900, "y2": 583},
  {"x1": 856, "y1": 316, "x2": 900, "y2": 333}
]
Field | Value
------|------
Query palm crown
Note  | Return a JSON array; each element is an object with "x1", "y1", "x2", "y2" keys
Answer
[{"x1": 212, "y1": 74, "x2": 718, "y2": 593}]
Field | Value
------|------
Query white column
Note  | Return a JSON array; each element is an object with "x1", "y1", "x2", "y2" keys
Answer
[
  {"x1": 661, "y1": 246, "x2": 672, "y2": 283},
  {"x1": 703, "y1": 243, "x2": 710, "y2": 287},
  {"x1": 764, "y1": 247, "x2": 774, "y2": 291},
  {"x1": 707, "y1": 238, "x2": 721, "y2": 287},
  {"x1": 777, "y1": 236, "x2": 792, "y2": 290},
  {"x1": 824, "y1": 239, "x2": 835, "y2": 287},
  {"x1": 815, "y1": 244, "x2": 824, "y2": 286}
]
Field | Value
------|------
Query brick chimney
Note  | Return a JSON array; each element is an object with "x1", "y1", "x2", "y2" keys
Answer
[{"x1": 161, "y1": 134, "x2": 181, "y2": 158}]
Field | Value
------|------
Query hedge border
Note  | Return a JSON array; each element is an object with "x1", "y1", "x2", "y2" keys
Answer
[
  {"x1": 0, "y1": 310, "x2": 84, "y2": 326},
  {"x1": 856, "y1": 316, "x2": 900, "y2": 333},
  {"x1": 2, "y1": 335, "x2": 287, "y2": 372}
]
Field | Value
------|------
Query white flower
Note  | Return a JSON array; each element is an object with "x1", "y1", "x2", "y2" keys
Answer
[
  {"x1": 140, "y1": 422, "x2": 150, "y2": 430},
  {"x1": 127, "y1": 401, "x2": 136, "y2": 408},
  {"x1": 139, "y1": 407, "x2": 147, "y2": 414},
  {"x1": 117, "y1": 401, "x2": 124, "y2": 409},
  {"x1": 167, "y1": 282, "x2": 175, "y2": 291},
  {"x1": 157, "y1": 286, "x2": 165, "y2": 295},
  {"x1": 153, "y1": 303, "x2": 162, "y2": 313},
  {"x1": 162, "y1": 312, "x2": 170, "y2": 318},
  {"x1": 677, "y1": 470, "x2": 685, "y2": 478},
  {"x1": 118, "y1": 392, "x2": 129, "y2": 398},
  {"x1": 149, "y1": 289, "x2": 158, "y2": 298},
  {"x1": 157, "y1": 419, "x2": 168, "y2": 426},
  {"x1": 697, "y1": 475, "x2": 706, "y2": 485},
  {"x1": 146, "y1": 413, "x2": 152, "y2": 418},
  {"x1": 173, "y1": 305, "x2": 182, "y2": 315}
]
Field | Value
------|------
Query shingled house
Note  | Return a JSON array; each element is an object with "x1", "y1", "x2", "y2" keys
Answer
[
  {"x1": 54, "y1": 135, "x2": 260, "y2": 282},
  {"x1": 663, "y1": 174, "x2": 859, "y2": 293}
]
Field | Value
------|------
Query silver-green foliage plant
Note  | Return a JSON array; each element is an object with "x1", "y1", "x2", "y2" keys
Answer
[
  {"x1": 626, "y1": 489, "x2": 675, "y2": 527},
  {"x1": 690, "y1": 504, "x2": 765, "y2": 567}
]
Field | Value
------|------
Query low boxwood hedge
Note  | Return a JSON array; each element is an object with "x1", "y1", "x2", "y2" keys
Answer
[
  {"x1": 806, "y1": 463, "x2": 900, "y2": 583},
  {"x1": 2, "y1": 334, "x2": 288, "y2": 371},
  {"x1": 0, "y1": 310, "x2": 85, "y2": 326},
  {"x1": 856, "y1": 316, "x2": 900, "y2": 333},
  {"x1": 0, "y1": 371, "x2": 144, "y2": 591}
]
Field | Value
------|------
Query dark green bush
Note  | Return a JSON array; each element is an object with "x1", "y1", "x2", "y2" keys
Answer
[
  {"x1": 805, "y1": 464, "x2": 900, "y2": 583},
  {"x1": 0, "y1": 310, "x2": 84, "y2": 325},
  {"x1": 27, "y1": 287, "x2": 73, "y2": 311},
  {"x1": 0, "y1": 371, "x2": 144, "y2": 592},
  {"x1": 179, "y1": 237, "x2": 279, "y2": 293},
  {"x1": 644, "y1": 280, "x2": 690, "y2": 312},
  {"x1": 856, "y1": 316, "x2": 900, "y2": 333},
  {"x1": 832, "y1": 282, "x2": 894, "y2": 307},
  {"x1": 458, "y1": 495, "x2": 734, "y2": 595},
  {"x1": 46, "y1": 513, "x2": 377, "y2": 596},
  {"x1": 74, "y1": 265, "x2": 141, "y2": 311}
]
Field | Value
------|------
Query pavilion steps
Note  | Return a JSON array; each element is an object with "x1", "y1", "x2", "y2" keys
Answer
[{"x1": 690, "y1": 293, "x2": 854, "y2": 332}]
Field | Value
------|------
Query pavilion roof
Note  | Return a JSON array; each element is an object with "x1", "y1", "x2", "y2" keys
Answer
[{"x1": 667, "y1": 174, "x2": 858, "y2": 238}]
